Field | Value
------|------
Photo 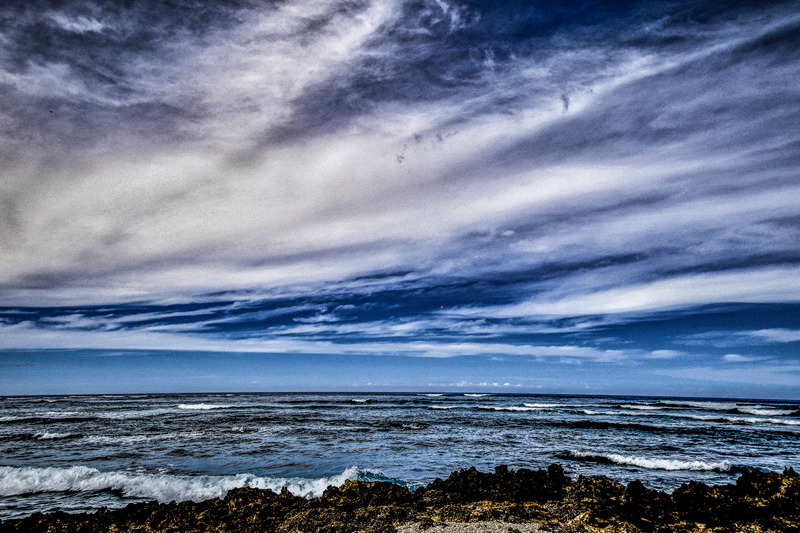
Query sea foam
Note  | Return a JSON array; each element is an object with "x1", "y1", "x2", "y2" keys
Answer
[
  {"x1": 477, "y1": 405, "x2": 539, "y2": 412},
  {"x1": 0, "y1": 465, "x2": 360, "y2": 501},
  {"x1": 177, "y1": 404, "x2": 234, "y2": 410},
  {"x1": 565, "y1": 451, "x2": 731, "y2": 472}
]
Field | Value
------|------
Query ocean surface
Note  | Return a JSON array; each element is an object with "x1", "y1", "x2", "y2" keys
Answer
[{"x1": 1, "y1": 393, "x2": 799, "y2": 521}]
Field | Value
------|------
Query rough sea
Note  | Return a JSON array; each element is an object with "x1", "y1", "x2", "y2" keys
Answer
[{"x1": 1, "y1": 393, "x2": 799, "y2": 521}]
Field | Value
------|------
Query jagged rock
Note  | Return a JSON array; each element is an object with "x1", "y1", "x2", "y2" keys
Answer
[{"x1": 2, "y1": 466, "x2": 799, "y2": 533}]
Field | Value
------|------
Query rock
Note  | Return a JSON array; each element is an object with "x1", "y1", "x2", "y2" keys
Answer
[{"x1": 2, "y1": 466, "x2": 800, "y2": 533}]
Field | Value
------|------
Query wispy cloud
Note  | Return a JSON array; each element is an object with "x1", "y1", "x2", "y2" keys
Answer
[{"x1": 1, "y1": 0, "x2": 799, "y2": 395}]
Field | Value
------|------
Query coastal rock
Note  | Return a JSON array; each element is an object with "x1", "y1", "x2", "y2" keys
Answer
[{"x1": 2, "y1": 465, "x2": 799, "y2": 533}]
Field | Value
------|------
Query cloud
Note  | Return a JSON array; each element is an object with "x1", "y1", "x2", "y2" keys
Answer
[
  {"x1": 723, "y1": 354, "x2": 756, "y2": 363},
  {"x1": 746, "y1": 329, "x2": 800, "y2": 344},
  {"x1": 47, "y1": 12, "x2": 109, "y2": 34},
  {"x1": 0, "y1": 1, "x2": 799, "y2": 401},
  {"x1": 469, "y1": 266, "x2": 800, "y2": 317}
]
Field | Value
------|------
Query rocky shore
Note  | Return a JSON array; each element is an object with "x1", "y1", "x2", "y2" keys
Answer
[{"x1": 2, "y1": 465, "x2": 799, "y2": 532}]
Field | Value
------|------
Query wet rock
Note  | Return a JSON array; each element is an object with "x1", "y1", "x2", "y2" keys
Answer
[{"x1": 2, "y1": 465, "x2": 799, "y2": 533}]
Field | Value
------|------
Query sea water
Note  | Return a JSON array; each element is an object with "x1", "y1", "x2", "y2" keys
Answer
[{"x1": 1, "y1": 393, "x2": 799, "y2": 520}]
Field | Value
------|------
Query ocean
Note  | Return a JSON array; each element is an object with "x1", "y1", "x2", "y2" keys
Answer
[{"x1": 1, "y1": 393, "x2": 799, "y2": 521}]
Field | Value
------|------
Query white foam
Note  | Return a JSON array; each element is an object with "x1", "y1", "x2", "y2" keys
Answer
[
  {"x1": 351, "y1": 399, "x2": 369, "y2": 403},
  {"x1": 34, "y1": 432, "x2": 76, "y2": 440},
  {"x1": 177, "y1": 403, "x2": 234, "y2": 410},
  {"x1": 569, "y1": 451, "x2": 730, "y2": 471},
  {"x1": 477, "y1": 405, "x2": 539, "y2": 412},
  {"x1": 464, "y1": 394, "x2": 490, "y2": 397},
  {"x1": 418, "y1": 394, "x2": 443, "y2": 397},
  {"x1": 684, "y1": 413, "x2": 800, "y2": 426},
  {"x1": 738, "y1": 407, "x2": 796, "y2": 416},
  {"x1": 98, "y1": 408, "x2": 176, "y2": 419},
  {"x1": 82, "y1": 434, "x2": 175, "y2": 445},
  {"x1": 41, "y1": 411, "x2": 83, "y2": 418},
  {"x1": 0, "y1": 465, "x2": 359, "y2": 501},
  {"x1": 430, "y1": 406, "x2": 458, "y2": 410},
  {"x1": 0, "y1": 416, "x2": 20, "y2": 422},
  {"x1": 620, "y1": 404, "x2": 665, "y2": 410},
  {"x1": 739, "y1": 417, "x2": 800, "y2": 426},
  {"x1": 523, "y1": 403, "x2": 561, "y2": 408}
]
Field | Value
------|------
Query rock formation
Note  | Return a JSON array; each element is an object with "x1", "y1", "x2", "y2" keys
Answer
[{"x1": 2, "y1": 465, "x2": 799, "y2": 532}]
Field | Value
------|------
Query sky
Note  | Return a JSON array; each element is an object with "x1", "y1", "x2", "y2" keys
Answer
[{"x1": 1, "y1": 0, "x2": 799, "y2": 398}]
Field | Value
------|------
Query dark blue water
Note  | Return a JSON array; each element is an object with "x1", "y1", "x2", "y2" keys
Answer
[{"x1": 1, "y1": 393, "x2": 799, "y2": 520}]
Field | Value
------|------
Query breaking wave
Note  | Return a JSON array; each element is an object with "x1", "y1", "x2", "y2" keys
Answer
[
  {"x1": 560, "y1": 451, "x2": 732, "y2": 472},
  {"x1": 477, "y1": 405, "x2": 540, "y2": 412},
  {"x1": 0, "y1": 465, "x2": 360, "y2": 501},
  {"x1": 177, "y1": 404, "x2": 234, "y2": 410}
]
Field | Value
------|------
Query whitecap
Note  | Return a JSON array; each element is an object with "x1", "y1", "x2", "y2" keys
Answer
[
  {"x1": 620, "y1": 404, "x2": 665, "y2": 410},
  {"x1": 430, "y1": 406, "x2": 458, "y2": 410},
  {"x1": 737, "y1": 407, "x2": 796, "y2": 417},
  {"x1": 738, "y1": 417, "x2": 800, "y2": 426},
  {"x1": 34, "y1": 432, "x2": 77, "y2": 440},
  {"x1": 477, "y1": 405, "x2": 538, "y2": 412},
  {"x1": 568, "y1": 451, "x2": 730, "y2": 472},
  {"x1": 523, "y1": 403, "x2": 561, "y2": 408},
  {"x1": 177, "y1": 403, "x2": 234, "y2": 410},
  {"x1": 464, "y1": 394, "x2": 490, "y2": 397}
]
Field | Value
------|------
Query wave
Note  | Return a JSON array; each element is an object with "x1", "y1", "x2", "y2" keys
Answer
[
  {"x1": 98, "y1": 408, "x2": 177, "y2": 419},
  {"x1": 735, "y1": 407, "x2": 796, "y2": 417},
  {"x1": 0, "y1": 432, "x2": 82, "y2": 442},
  {"x1": 0, "y1": 465, "x2": 360, "y2": 501},
  {"x1": 560, "y1": 451, "x2": 731, "y2": 472},
  {"x1": 177, "y1": 404, "x2": 234, "y2": 410},
  {"x1": 658, "y1": 400, "x2": 738, "y2": 411},
  {"x1": 351, "y1": 399, "x2": 369, "y2": 404},
  {"x1": 357, "y1": 469, "x2": 424, "y2": 491},
  {"x1": 559, "y1": 420, "x2": 672, "y2": 433},
  {"x1": 430, "y1": 406, "x2": 458, "y2": 410},
  {"x1": 34, "y1": 432, "x2": 79, "y2": 441},
  {"x1": 418, "y1": 394, "x2": 443, "y2": 397},
  {"x1": 620, "y1": 404, "x2": 665, "y2": 411},
  {"x1": 683, "y1": 414, "x2": 800, "y2": 426},
  {"x1": 523, "y1": 403, "x2": 561, "y2": 408},
  {"x1": 476, "y1": 405, "x2": 539, "y2": 412},
  {"x1": 464, "y1": 394, "x2": 491, "y2": 397},
  {"x1": 737, "y1": 417, "x2": 800, "y2": 426}
]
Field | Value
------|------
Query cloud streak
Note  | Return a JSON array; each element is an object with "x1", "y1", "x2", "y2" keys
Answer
[{"x1": 1, "y1": 0, "x2": 799, "y2": 395}]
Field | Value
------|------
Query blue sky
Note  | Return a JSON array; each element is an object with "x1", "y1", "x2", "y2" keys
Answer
[{"x1": 1, "y1": 0, "x2": 799, "y2": 398}]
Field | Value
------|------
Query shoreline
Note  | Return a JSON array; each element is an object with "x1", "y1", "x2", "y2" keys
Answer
[{"x1": 1, "y1": 464, "x2": 799, "y2": 532}]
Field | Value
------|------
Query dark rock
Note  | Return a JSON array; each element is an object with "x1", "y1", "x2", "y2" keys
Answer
[{"x1": 1, "y1": 465, "x2": 800, "y2": 532}]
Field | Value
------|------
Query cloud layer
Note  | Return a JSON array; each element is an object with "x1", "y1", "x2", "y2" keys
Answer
[{"x1": 1, "y1": 0, "x2": 799, "y2": 396}]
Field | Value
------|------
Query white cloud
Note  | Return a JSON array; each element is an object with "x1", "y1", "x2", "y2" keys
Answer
[
  {"x1": 48, "y1": 13, "x2": 109, "y2": 34},
  {"x1": 746, "y1": 329, "x2": 800, "y2": 344},
  {"x1": 470, "y1": 266, "x2": 800, "y2": 317},
  {"x1": 723, "y1": 354, "x2": 754, "y2": 363},
  {"x1": 1, "y1": 0, "x2": 799, "y2": 322},
  {"x1": 0, "y1": 319, "x2": 651, "y2": 362}
]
